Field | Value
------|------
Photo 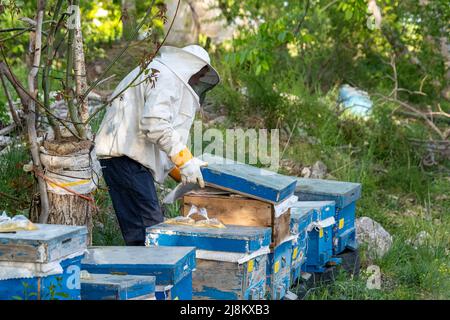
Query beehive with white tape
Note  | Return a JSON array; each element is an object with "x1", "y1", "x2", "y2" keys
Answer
[
  {"x1": 182, "y1": 188, "x2": 295, "y2": 248},
  {"x1": 289, "y1": 206, "x2": 314, "y2": 284},
  {"x1": 295, "y1": 178, "x2": 361, "y2": 254},
  {"x1": 81, "y1": 246, "x2": 196, "y2": 300},
  {"x1": 266, "y1": 237, "x2": 294, "y2": 300},
  {"x1": 146, "y1": 223, "x2": 271, "y2": 300},
  {"x1": 0, "y1": 224, "x2": 88, "y2": 300},
  {"x1": 80, "y1": 273, "x2": 156, "y2": 300},
  {"x1": 291, "y1": 201, "x2": 340, "y2": 273}
]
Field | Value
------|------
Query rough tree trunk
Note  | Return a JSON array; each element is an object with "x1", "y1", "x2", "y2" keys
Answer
[
  {"x1": 41, "y1": 139, "x2": 97, "y2": 245},
  {"x1": 47, "y1": 193, "x2": 93, "y2": 242}
]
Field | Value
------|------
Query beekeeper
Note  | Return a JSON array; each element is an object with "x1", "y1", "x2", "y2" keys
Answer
[{"x1": 95, "y1": 45, "x2": 220, "y2": 246}]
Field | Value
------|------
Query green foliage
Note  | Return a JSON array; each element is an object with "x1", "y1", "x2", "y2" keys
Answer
[
  {"x1": 0, "y1": 144, "x2": 33, "y2": 214},
  {"x1": 0, "y1": 0, "x2": 448, "y2": 300}
]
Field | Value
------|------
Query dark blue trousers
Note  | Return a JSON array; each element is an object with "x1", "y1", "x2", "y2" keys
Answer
[{"x1": 99, "y1": 156, "x2": 163, "y2": 246}]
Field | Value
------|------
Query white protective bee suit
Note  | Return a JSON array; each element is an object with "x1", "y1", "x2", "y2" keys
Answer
[{"x1": 95, "y1": 45, "x2": 220, "y2": 183}]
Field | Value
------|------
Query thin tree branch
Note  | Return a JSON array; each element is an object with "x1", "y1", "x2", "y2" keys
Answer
[
  {"x1": 77, "y1": 0, "x2": 158, "y2": 106},
  {"x1": 0, "y1": 60, "x2": 30, "y2": 108},
  {"x1": 378, "y1": 94, "x2": 446, "y2": 140},
  {"x1": 0, "y1": 27, "x2": 33, "y2": 42},
  {"x1": 42, "y1": 0, "x2": 64, "y2": 140},
  {"x1": 0, "y1": 71, "x2": 21, "y2": 127},
  {"x1": 27, "y1": 0, "x2": 50, "y2": 224},
  {"x1": 0, "y1": 49, "x2": 82, "y2": 139},
  {"x1": 72, "y1": 0, "x2": 90, "y2": 137},
  {"x1": 65, "y1": 1, "x2": 85, "y2": 139},
  {"x1": 294, "y1": 0, "x2": 310, "y2": 36},
  {"x1": 85, "y1": 0, "x2": 181, "y2": 125}
]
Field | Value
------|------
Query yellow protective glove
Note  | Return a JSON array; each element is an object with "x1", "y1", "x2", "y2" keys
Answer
[
  {"x1": 170, "y1": 147, "x2": 194, "y2": 167},
  {"x1": 170, "y1": 147, "x2": 207, "y2": 188},
  {"x1": 179, "y1": 157, "x2": 208, "y2": 188},
  {"x1": 169, "y1": 166, "x2": 182, "y2": 182}
]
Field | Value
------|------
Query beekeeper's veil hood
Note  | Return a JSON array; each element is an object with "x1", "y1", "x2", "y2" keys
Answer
[{"x1": 156, "y1": 45, "x2": 220, "y2": 105}]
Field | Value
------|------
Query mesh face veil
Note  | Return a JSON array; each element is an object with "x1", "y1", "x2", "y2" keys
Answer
[{"x1": 190, "y1": 66, "x2": 220, "y2": 105}]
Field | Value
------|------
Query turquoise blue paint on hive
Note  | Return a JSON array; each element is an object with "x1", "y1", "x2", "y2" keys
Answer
[
  {"x1": 81, "y1": 246, "x2": 195, "y2": 300},
  {"x1": 0, "y1": 224, "x2": 87, "y2": 300},
  {"x1": 290, "y1": 206, "x2": 315, "y2": 235},
  {"x1": 146, "y1": 223, "x2": 271, "y2": 254},
  {"x1": 291, "y1": 201, "x2": 338, "y2": 273},
  {"x1": 295, "y1": 178, "x2": 361, "y2": 209},
  {"x1": 199, "y1": 153, "x2": 297, "y2": 204},
  {"x1": 145, "y1": 223, "x2": 269, "y2": 300},
  {"x1": 266, "y1": 239, "x2": 292, "y2": 300},
  {"x1": 81, "y1": 274, "x2": 156, "y2": 300},
  {"x1": 295, "y1": 178, "x2": 360, "y2": 254},
  {"x1": 291, "y1": 200, "x2": 336, "y2": 221},
  {"x1": 289, "y1": 206, "x2": 314, "y2": 284},
  {"x1": 0, "y1": 253, "x2": 84, "y2": 300},
  {"x1": 0, "y1": 224, "x2": 87, "y2": 263}
]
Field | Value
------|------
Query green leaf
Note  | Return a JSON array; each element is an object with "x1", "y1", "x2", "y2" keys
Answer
[
  {"x1": 345, "y1": 9, "x2": 353, "y2": 20},
  {"x1": 277, "y1": 31, "x2": 287, "y2": 42},
  {"x1": 255, "y1": 64, "x2": 262, "y2": 76},
  {"x1": 302, "y1": 33, "x2": 314, "y2": 43},
  {"x1": 11, "y1": 296, "x2": 23, "y2": 300},
  {"x1": 55, "y1": 292, "x2": 70, "y2": 298}
]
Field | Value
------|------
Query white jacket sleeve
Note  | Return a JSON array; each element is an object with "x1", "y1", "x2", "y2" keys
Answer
[{"x1": 139, "y1": 74, "x2": 185, "y2": 157}]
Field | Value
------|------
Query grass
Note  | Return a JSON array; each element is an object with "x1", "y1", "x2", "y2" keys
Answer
[
  {"x1": 0, "y1": 44, "x2": 448, "y2": 301},
  {"x1": 0, "y1": 143, "x2": 33, "y2": 215},
  {"x1": 1, "y1": 100, "x2": 448, "y2": 299}
]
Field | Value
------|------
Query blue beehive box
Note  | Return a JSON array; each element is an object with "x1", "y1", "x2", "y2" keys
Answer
[
  {"x1": 147, "y1": 223, "x2": 271, "y2": 253},
  {"x1": 295, "y1": 178, "x2": 361, "y2": 254},
  {"x1": 266, "y1": 238, "x2": 293, "y2": 300},
  {"x1": 291, "y1": 201, "x2": 340, "y2": 273},
  {"x1": 200, "y1": 153, "x2": 297, "y2": 204},
  {"x1": 0, "y1": 224, "x2": 88, "y2": 300},
  {"x1": 289, "y1": 206, "x2": 314, "y2": 284},
  {"x1": 81, "y1": 246, "x2": 196, "y2": 300},
  {"x1": 81, "y1": 274, "x2": 156, "y2": 300},
  {"x1": 146, "y1": 223, "x2": 271, "y2": 300}
]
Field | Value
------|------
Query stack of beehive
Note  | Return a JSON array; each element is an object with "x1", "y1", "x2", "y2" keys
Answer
[
  {"x1": 81, "y1": 246, "x2": 195, "y2": 300},
  {"x1": 145, "y1": 154, "x2": 299, "y2": 300},
  {"x1": 173, "y1": 156, "x2": 363, "y2": 298},
  {"x1": 0, "y1": 224, "x2": 87, "y2": 300}
]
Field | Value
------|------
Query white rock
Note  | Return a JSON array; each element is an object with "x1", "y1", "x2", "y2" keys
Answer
[
  {"x1": 301, "y1": 167, "x2": 311, "y2": 178},
  {"x1": 407, "y1": 231, "x2": 432, "y2": 249},
  {"x1": 356, "y1": 217, "x2": 393, "y2": 258},
  {"x1": 310, "y1": 161, "x2": 327, "y2": 179},
  {"x1": 207, "y1": 115, "x2": 227, "y2": 126}
]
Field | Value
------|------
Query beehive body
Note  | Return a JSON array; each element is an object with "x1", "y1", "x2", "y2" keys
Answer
[
  {"x1": 0, "y1": 253, "x2": 84, "y2": 300},
  {"x1": 182, "y1": 192, "x2": 292, "y2": 247},
  {"x1": 303, "y1": 224, "x2": 334, "y2": 273},
  {"x1": 290, "y1": 206, "x2": 314, "y2": 283},
  {"x1": 295, "y1": 178, "x2": 361, "y2": 254},
  {"x1": 199, "y1": 153, "x2": 297, "y2": 203},
  {"x1": 81, "y1": 246, "x2": 196, "y2": 300},
  {"x1": 0, "y1": 224, "x2": 87, "y2": 300},
  {"x1": 155, "y1": 274, "x2": 192, "y2": 300},
  {"x1": 192, "y1": 255, "x2": 267, "y2": 300},
  {"x1": 266, "y1": 239, "x2": 293, "y2": 300},
  {"x1": 146, "y1": 223, "x2": 271, "y2": 253},
  {"x1": 146, "y1": 223, "x2": 270, "y2": 300},
  {"x1": 80, "y1": 274, "x2": 156, "y2": 300},
  {"x1": 0, "y1": 224, "x2": 87, "y2": 263},
  {"x1": 291, "y1": 201, "x2": 336, "y2": 273}
]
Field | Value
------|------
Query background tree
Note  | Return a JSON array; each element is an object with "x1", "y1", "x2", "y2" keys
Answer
[{"x1": 0, "y1": 0, "x2": 174, "y2": 243}]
